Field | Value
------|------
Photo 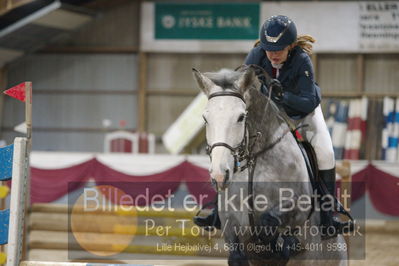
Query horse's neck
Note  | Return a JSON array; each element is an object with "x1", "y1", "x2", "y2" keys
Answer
[{"x1": 247, "y1": 89, "x2": 288, "y2": 153}]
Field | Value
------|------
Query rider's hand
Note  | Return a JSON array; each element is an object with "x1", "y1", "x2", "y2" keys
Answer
[{"x1": 267, "y1": 79, "x2": 284, "y2": 102}]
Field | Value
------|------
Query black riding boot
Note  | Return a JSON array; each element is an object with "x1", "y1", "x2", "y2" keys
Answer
[
  {"x1": 193, "y1": 207, "x2": 221, "y2": 230},
  {"x1": 319, "y1": 168, "x2": 354, "y2": 239}
]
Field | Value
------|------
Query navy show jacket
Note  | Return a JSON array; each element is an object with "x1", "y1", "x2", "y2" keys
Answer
[{"x1": 245, "y1": 45, "x2": 321, "y2": 120}]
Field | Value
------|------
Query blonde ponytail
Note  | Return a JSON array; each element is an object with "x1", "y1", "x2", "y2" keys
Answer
[{"x1": 294, "y1": 35, "x2": 316, "y2": 55}]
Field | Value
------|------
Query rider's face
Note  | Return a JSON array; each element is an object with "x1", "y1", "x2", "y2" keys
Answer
[{"x1": 265, "y1": 46, "x2": 290, "y2": 65}]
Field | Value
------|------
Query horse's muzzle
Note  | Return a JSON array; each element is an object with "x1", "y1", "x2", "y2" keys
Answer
[{"x1": 213, "y1": 169, "x2": 230, "y2": 190}]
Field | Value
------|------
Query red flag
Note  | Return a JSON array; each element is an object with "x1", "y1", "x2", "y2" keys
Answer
[{"x1": 3, "y1": 82, "x2": 26, "y2": 102}]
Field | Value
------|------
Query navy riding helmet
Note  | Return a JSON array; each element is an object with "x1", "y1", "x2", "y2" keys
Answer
[{"x1": 260, "y1": 15, "x2": 297, "y2": 51}]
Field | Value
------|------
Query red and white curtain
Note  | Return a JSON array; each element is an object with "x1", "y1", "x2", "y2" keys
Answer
[{"x1": 19, "y1": 153, "x2": 399, "y2": 216}]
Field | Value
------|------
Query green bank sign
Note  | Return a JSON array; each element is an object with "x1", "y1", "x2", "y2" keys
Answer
[{"x1": 155, "y1": 3, "x2": 259, "y2": 40}]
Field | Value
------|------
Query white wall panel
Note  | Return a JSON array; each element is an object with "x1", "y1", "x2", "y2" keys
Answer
[
  {"x1": 365, "y1": 54, "x2": 399, "y2": 93},
  {"x1": 147, "y1": 95, "x2": 195, "y2": 137},
  {"x1": 8, "y1": 54, "x2": 138, "y2": 91},
  {"x1": 147, "y1": 53, "x2": 246, "y2": 90},
  {"x1": 318, "y1": 55, "x2": 358, "y2": 92},
  {"x1": 3, "y1": 54, "x2": 138, "y2": 152},
  {"x1": 3, "y1": 94, "x2": 137, "y2": 128},
  {"x1": 3, "y1": 131, "x2": 107, "y2": 152},
  {"x1": 146, "y1": 53, "x2": 246, "y2": 142}
]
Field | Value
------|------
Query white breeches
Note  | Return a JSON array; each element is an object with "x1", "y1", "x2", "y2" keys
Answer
[{"x1": 293, "y1": 105, "x2": 335, "y2": 170}]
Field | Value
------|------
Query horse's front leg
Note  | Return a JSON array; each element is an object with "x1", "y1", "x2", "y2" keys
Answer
[
  {"x1": 222, "y1": 219, "x2": 250, "y2": 266},
  {"x1": 259, "y1": 194, "x2": 307, "y2": 259}
]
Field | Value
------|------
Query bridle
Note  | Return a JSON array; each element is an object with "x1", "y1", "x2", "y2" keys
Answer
[
  {"x1": 205, "y1": 87, "x2": 290, "y2": 174},
  {"x1": 205, "y1": 91, "x2": 259, "y2": 174}
]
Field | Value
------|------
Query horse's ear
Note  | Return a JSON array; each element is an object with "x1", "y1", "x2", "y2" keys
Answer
[
  {"x1": 192, "y1": 68, "x2": 214, "y2": 96},
  {"x1": 235, "y1": 68, "x2": 255, "y2": 93}
]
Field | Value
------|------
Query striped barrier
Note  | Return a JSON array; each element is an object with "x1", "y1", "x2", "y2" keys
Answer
[
  {"x1": 0, "y1": 138, "x2": 29, "y2": 266},
  {"x1": 382, "y1": 97, "x2": 395, "y2": 161},
  {"x1": 344, "y1": 97, "x2": 368, "y2": 160},
  {"x1": 386, "y1": 98, "x2": 399, "y2": 162},
  {"x1": 328, "y1": 100, "x2": 349, "y2": 160}
]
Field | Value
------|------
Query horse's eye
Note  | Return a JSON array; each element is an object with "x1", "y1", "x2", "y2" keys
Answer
[
  {"x1": 237, "y1": 114, "x2": 246, "y2": 123},
  {"x1": 202, "y1": 115, "x2": 208, "y2": 124}
]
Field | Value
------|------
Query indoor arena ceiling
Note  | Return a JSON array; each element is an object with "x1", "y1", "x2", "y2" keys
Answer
[{"x1": 0, "y1": 0, "x2": 97, "y2": 67}]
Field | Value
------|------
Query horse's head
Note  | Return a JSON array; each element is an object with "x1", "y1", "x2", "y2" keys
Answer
[{"x1": 192, "y1": 67, "x2": 258, "y2": 190}]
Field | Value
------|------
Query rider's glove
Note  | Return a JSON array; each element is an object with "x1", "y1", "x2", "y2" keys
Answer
[{"x1": 267, "y1": 79, "x2": 284, "y2": 102}]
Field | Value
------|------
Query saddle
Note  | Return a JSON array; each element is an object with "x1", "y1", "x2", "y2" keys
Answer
[{"x1": 293, "y1": 129, "x2": 319, "y2": 191}]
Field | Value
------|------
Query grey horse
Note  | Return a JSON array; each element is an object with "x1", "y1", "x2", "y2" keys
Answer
[{"x1": 192, "y1": 67, "x2": 347, "y2": 266}]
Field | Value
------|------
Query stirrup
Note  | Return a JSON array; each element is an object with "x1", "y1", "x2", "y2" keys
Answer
[
  {"x1": 321, "y1": 217, "x2": 355, "y2": 240},
  {"x1": 341, "y1": 219, "x2": 355, "y2": 234}
]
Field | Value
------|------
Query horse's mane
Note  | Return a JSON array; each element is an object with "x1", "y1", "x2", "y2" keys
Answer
[{"x1": 203, "y1": 67, "x2": 283, "y2": 121}]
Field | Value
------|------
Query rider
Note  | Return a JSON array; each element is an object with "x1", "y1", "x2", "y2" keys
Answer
[{"x1": 194, "y1": 15, "x2": 352, "y2": 239}]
